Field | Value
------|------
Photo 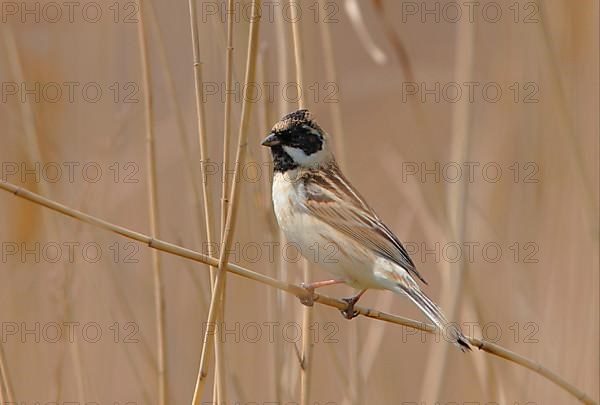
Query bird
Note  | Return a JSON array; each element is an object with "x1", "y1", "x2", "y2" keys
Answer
[{"x1": 261, "y1": 108, "x2": 471, "y2": 352}]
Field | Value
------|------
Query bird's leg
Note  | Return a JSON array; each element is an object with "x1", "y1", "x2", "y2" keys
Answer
[
  {"x1": 299, "y1": 279, "x2": 346, "y2": 306},
  {"x1": 341, "y1": 289, "x2": 367, "y2": 320}
]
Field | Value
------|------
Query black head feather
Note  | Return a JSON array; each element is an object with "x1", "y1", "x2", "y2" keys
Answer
[{"x1": 262, "y1": 109, "x2": 328, "y2": 172}]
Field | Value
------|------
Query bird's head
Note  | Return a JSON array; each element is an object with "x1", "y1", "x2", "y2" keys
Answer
[{"x1": 261, "y1": 109, "x2": 334, "y2": 172}]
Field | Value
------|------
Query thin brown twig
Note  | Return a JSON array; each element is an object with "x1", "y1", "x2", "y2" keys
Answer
[
  {"x1": 191, "y1": 1, "x2": 262, "y2": 402},
  {"x1": 136, "y1": 3, "x2": 167, "y2": 404},
  {"x1": 0, "y1": 181, "x2": 596, "y2": 405}
]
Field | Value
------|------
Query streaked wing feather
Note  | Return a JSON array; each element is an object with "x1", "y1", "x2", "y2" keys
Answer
[{"x1": 300, "y1": 165, "x2": 427, "y2": 284}]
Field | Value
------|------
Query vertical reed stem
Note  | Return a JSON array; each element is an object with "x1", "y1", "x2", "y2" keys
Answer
[
  {"x1": 419, "y1": 15, "x2": 475, "y2": 404},
  {"x1": 318, "y1": 0, "x2": 345, "y2": 162},
  {"x1": 145, "y1": 0, "x2": 208, "y2": 246},
  {"x1": 257, "y1": 46, "x2": 286, "y2": 404},
  {"x1": 188, "y1": 0, "x2": 220, "y2": 401},
  {"x1": 188, "y1": 0, "x2": 217, "y2": 289},
  {"x1": 213, "y1": 0, "x2": 236, "y2": 401},
  {"x1": 316, "y1": 5, "x2": 360, "y2": 401},
  {"x1": 0, "y1": 341, "x2": 13, "y2": 403},
  {"x1": 288, "y1": 1, "x2": 314, "y2": 403},
  {"x1": 191, "y1": 1, "x2": 262, "y2": 402},
  {"x1": 274, "y1": 8, "x2": 296, "y2": 398},
  {"x1": 136, "y1": 2, "x2": 167, "y2": 404}
]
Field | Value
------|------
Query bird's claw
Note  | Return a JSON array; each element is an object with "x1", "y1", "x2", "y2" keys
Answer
[
  {"x1": 299, "y1": 282, "x2": 315, "y2": 307},
  {"x1": 340, "y1": 297, "x2": 359, "y2": 320}
]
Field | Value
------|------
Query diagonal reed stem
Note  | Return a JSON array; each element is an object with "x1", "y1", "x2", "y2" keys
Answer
[{"x1": 0, "y1": 179, "x2": 596, "y2": 405}]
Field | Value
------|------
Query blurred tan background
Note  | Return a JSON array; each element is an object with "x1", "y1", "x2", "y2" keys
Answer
[{"x1": 0, "y1": 0, "x2": 598, "y2": 404}]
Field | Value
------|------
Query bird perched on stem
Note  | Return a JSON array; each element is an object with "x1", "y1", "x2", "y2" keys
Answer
[{"x1": 262, "y1": 109, "x2": 471, "y2": 352}]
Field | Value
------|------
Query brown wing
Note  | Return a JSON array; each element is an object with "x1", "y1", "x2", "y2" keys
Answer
[{"x1": 299, "y1": 164, "x2": 427, "y2": 285}]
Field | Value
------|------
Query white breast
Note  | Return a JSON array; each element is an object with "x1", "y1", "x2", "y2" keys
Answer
[
  {"x1": 271, "y1": 170, "x2": 305, "y2": 238},
  {"x1": 271, "y1": 170, "x2": 381, "y2": 288}
]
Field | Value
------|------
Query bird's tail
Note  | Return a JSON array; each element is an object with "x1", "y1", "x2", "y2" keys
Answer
[{"x1": 397, "y1": 285, "x2": 471, "y2": 352}]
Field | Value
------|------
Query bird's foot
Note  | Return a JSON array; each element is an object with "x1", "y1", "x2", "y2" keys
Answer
[
  {"x1": 340, "y1": 289, "x2": 367, "y2": 320},
  {"x1": 340, "y1": 296, "x2": 360, "y2": 320},
  {"x1": 299, "y1": 282, "x2": 316, "y2": 307}
]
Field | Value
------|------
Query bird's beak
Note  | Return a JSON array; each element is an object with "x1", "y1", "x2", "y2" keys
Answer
[{"x1": 261, "y1": 133, "x2": 281, "y2": 147}]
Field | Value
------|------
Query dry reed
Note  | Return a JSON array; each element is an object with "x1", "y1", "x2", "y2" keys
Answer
[
  {"x1": 187, "y1": 0, "x2": 217, "y2": 285},
  {"x1": 192, "y1": 0, "x2": 262, "y2": 402},
  {"x1": 287, "y1": 1, "x2": 315, "y2": 403},
  {"x1": 187, "y1": 0, "x2": 221, "y2": 401},
  {"x1": 0, "y1": 179, "x2": 596, "y2": 405},
  {"x1": 274, "y1": 8, "x2": 295, "y2": 400},
  {"x1": 135, "y1": 3, "x2": 168, "y2": 403},
  {"x1": 0, "y1": 3, "x2": 596, "y2": 404},
  {"x1": 211, "y1": 0, "x2": 238, "y2": 400},
  {"x1": 420, "y1": 12, "x2": 476, "y2": 403},
  {"x1": 315, "y1": 7, "x2": 360, "y2": 402}
]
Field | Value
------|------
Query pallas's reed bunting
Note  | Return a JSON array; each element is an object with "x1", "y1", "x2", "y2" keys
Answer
[{"x1": 262, "y1": 109, "x2": 471, "y2": 351}]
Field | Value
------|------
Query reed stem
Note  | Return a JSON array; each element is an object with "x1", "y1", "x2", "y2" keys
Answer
[
  {"x1": 136, "y1": 3, "x2": 168, "y2": 403},
  {"x1": 0, "y1": 180, "x2": 596, "y2": 405},
  {"x1": 191, "y1": 1, "x2": 262, "y2": 402}
]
